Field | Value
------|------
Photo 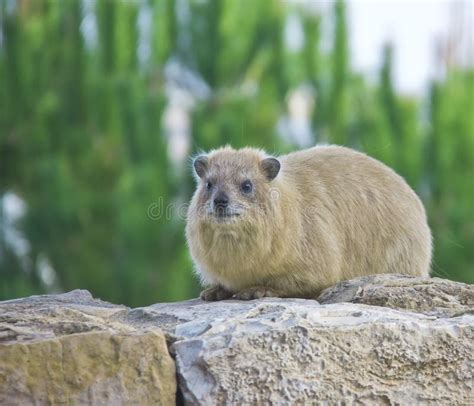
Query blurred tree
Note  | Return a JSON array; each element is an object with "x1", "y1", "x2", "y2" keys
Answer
[
  {"x1": 0, "y1": 0, "x2": 472, "y2": 305},
  {"x1": 191, "y1": 0, "x2": 287, "y2": 153},
  {"x1": 378, "y1": 43, "x2": 423, "y2": 185},
  {"x1": 326, "y1": 0, "x2": 349, "y2": 145},
  {"x1": 151, "y1": 0, "x2": 176, "y2": 66},
  {"x1": 425, "y1": 71, "x2": 474, "y2": 283},
  {"x1": 301, "y1": 12, "x2": 322, "y2": 139},
  {"x1": 0, "y1": 0, "x2": 196, "y2": 306}
]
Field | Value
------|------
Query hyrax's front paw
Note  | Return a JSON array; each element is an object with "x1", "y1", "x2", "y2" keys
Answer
[
  {"x1": 200, "y1": 285, "x2": 233, "y2": 301},
  {"x1": 233, "y1": 286, "x2": 281, "y2": 300}
]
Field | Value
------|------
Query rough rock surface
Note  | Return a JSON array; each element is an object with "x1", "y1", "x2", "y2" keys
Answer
[
  {"x1": 0, "y1": 290, "x2": 176, "y2": 405},
  {"x1": 132, "y1": 297, "x2": 473, "y2": 405},
  {"x1": 1, "y1": 275, "x2": 473, "y2": 405},
  {"x1": 318, "y1": 274, "x2": 474, "y2": 317}
]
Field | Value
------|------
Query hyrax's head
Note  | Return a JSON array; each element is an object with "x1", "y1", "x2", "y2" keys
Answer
[{"x1": 190, "y1": 147, "x2": 281, "y2": 225}]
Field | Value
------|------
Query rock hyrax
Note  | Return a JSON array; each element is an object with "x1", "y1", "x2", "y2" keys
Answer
[{"x1": 186, "y1": 145, "x2": 432, "y2": 301}]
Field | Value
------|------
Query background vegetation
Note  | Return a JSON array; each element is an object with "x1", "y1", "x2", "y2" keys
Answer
[{"x1": 1, "y1": 0, "x2": 472, "y2": 306}]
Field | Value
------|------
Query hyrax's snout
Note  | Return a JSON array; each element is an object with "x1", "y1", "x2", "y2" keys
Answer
[{"x1": 213, "y1": 191, "x2": 229, "y2": 209}]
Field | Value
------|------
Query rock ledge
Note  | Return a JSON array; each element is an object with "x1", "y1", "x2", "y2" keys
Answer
[{"x1": 1, "y1": 275, "x2": 473, "y2": 405}]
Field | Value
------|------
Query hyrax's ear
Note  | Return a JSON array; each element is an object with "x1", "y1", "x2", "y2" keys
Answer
[
  {"x1": 193, "y1": 155, "x2": 209, "y2": 179},
  {"x1": 261, "y1": 157, "x2": 281, "y2": 181}
]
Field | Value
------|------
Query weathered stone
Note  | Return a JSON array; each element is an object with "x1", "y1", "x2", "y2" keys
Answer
[
  {"x1": 1, "y1": 276, "x2": 473, "y2": 405},
  {"x1": 138, "y1": 298, "x2": 473, "y2": 405},
  {"x1": 0, "y1": 290, "x2": 176, "y2": 406},
  {"x1": 317, "y1": 274, "x2": 474, "y2": 317}
]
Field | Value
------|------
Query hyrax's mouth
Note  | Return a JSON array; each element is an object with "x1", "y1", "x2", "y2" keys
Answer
[{"x1": 213, "y1": 208, "x2": 241, "y2": 220}]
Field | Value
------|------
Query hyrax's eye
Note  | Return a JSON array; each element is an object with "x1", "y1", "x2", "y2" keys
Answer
[
  {"x1": 241, "y1": 180, "x2": 253, "y2": 193},
  {"x1": 205, "y1": 181, "x2": 213, "y2": 191}
]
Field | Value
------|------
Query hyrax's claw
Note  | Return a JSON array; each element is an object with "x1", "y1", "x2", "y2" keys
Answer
[
  {"x1": 200, "y1": 285, "x2": 233, "y2": 301},
  {"x1": 233, "y1": 286, "x2": 280, "y2": 300}
]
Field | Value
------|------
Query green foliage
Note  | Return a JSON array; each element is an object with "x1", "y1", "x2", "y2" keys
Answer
[
  {"x1": 425, "y1": 71, "x2": 474, "y2": 283},
  {"x1": 326, "y1": 0, "x2": 349, "y2": 145},
  {"x1": 0, "y1": 0, "x2": 472, "y2": 305}
]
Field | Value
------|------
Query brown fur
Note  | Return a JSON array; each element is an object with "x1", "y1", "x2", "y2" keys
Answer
[{"x1": 186, "y1": 145, "x2": 432, "y2": 300}]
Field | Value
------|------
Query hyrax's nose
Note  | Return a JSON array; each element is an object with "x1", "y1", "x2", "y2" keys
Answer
[{"x1": 213, "y1": 191, "x2": 229, "y2": 208}]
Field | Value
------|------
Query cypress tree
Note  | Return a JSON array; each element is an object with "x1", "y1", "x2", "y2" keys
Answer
[{"x1": 326, "y1": 0, "x2": 349, "y2": 145}]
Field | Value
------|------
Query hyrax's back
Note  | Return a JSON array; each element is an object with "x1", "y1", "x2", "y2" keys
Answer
[{"x1": 282, "y1": 146, "x2": 432, "y2": 283}]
